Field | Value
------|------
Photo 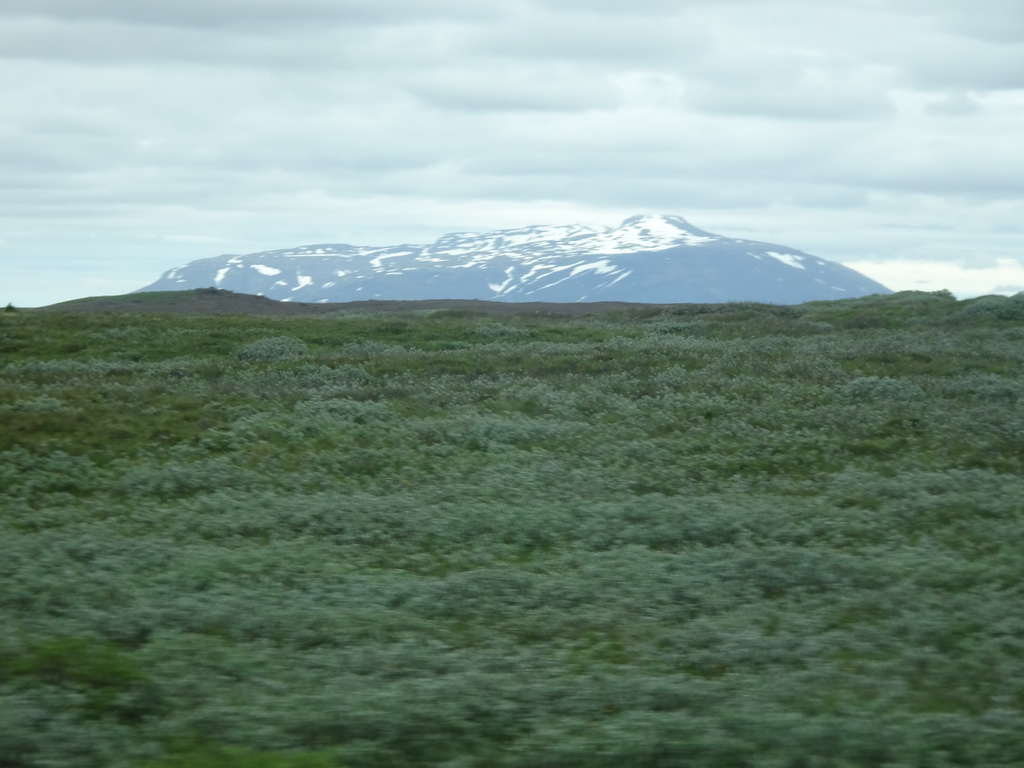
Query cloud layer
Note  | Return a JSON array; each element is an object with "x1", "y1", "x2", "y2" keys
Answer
[{"x1": 2, "y1": 0, "x2": 1022, "y2": 304}]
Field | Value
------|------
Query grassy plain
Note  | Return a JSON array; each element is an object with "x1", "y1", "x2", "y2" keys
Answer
[{"x1": 1, "y1": 290, "x2": 1023, "y2": 767}]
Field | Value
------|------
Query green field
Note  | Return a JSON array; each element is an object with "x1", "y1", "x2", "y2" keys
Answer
[{"x1": 2, "y1": 290, "x2": 1023, "y2": 767}]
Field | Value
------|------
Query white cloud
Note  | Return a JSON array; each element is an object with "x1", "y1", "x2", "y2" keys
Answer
[{"x1": 845, "y1": 259, "x2": 1024, "y2": 298}]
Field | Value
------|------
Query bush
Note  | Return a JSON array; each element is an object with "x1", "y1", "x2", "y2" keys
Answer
[
  {"x1": 235, "y1": 336, "x2": 309, "y2": 361},
  {"x1": 837, "y1": 375, "x2": 925, "y2": 402},
  {"x1": 956, "y1": 293, "x2": 1024, "y2": 321},
  {"x1": 142, "y1": 745, "x2": 345, "y2": 768}
]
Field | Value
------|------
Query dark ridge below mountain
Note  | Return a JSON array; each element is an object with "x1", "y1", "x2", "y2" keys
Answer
[{"x1": 35, "y1": 288, "x2": 797, "y2": 317}]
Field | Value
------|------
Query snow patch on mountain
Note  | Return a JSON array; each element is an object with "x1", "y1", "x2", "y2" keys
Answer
[{"x1": 766, "y1": 252, "x2": 806, "y2": 270}]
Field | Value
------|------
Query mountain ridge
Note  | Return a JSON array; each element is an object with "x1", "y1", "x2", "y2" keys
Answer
[{"x1": 136, "y1": 214, "x2": 892, "y2": 304}]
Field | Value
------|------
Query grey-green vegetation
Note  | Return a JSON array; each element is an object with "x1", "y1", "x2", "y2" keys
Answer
[{"x1": 2, "y1": 289, "x2": 1023, "y2": 767}]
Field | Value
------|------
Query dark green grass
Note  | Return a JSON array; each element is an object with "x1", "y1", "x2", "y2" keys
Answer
[{"x1": 2, "y1": 291, "x2": 1024, "y2": 767}]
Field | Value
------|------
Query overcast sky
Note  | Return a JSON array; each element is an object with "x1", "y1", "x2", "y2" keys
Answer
[{"x1": 3, "y1": 0, "x2": 1023, "y2": 306}]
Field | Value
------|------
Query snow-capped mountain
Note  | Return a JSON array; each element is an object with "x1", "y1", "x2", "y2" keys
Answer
[{"x1": 136, "y1": 214, "x2": 891, "y2": 304}]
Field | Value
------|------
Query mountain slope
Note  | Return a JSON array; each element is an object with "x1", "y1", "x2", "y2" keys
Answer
[{"x1": 136, "y1": 214, "x2": 891, "y2": 304}]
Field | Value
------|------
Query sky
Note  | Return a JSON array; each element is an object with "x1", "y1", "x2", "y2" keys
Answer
[{"x1": 2, "y1": 0, "x2": 1023, "y2": 307}]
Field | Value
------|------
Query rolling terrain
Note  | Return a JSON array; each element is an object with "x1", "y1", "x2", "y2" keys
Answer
[{"x1": 2, "y1": 289, "x2": 1023, "y2": 767}]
